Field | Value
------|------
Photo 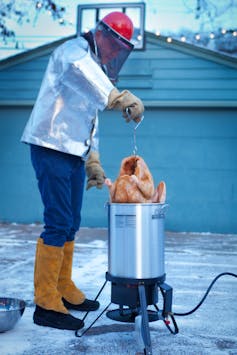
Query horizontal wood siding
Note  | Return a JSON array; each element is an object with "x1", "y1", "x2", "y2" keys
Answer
[
  {"x1": 98, "y1": 108, "x2": 237, "y2": 233},
  {"x1": 117, "y1": 42, "x2": 237, "y2": 103},
  {"x1": 0, "y1": 37, "x2": 237, "y2": 105},
  {"x1": 1, "y1": 106, "x2": 236, "y2": 234},
  {"x1": 0, "y1": 55, "x2": 49, "y2": 101},
  {"x1": 0, "y1": 35, "x2": 237, "y2": 233},
  {"x1": 0, "y1": 106, "x2": 43, "y2": 222}
]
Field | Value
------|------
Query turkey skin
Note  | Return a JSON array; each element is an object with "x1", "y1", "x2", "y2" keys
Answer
[{"x1": 105, "y1": 155, "x2": 166, "y2": 203}]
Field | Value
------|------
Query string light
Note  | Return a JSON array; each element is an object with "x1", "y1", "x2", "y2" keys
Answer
[
  {"x1": 36, "y1": 1, "x2": 42, "y2": 9},
  {"x1": 154, "y1": 29, "x2": 237, "y2": 46}
]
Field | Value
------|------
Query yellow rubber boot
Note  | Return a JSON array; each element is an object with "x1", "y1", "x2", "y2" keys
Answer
[
  {"x1": 34, "y1": 238, "x2": 68, "y2": 313},
  {"x1": 58, "y1": 240, "x2": 85, "y2": 305},
  {"x1": 33, "y1": 238, "x2": 84, "y2": 330},
  {"x1": 58, "y1": 240, "x2": 100, "y2": 312}
]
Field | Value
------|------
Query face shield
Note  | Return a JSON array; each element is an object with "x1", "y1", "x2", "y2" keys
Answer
[{"x1": 94, "y1": 21, "x2": 134, "y2": 83}]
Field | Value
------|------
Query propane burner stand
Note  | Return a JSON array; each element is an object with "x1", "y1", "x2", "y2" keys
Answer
[
  {"x1": 106, "y1": 272, "x2": 166, "y2": 320},
  {"x1": 105, "y1": 272, "x2": 178, "y2": 354},
  {"x1": 76, "y1": 272, "x2": 178, "y2": 355}
]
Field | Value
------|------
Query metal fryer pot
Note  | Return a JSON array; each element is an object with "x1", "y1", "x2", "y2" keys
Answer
[{"x1": 108, "y1": 203, "x2": 168, "y2": 279}]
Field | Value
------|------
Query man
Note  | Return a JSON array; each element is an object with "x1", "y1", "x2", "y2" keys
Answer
[{"x1": 21, "y1": 11, "x2": 144, "y2": 330}]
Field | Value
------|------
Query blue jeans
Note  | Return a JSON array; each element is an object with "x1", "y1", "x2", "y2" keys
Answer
[{"x1": 30, "y1": 144, "x2": 85, "y2": 246}]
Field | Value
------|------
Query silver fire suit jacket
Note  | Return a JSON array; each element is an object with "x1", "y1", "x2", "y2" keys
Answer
[{"x1": 21, "y1": 36, "x2": 114, "y2": 159}]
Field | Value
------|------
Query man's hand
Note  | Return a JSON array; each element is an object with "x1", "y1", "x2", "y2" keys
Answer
[
  {"x1": 107, "y1": 88, "x2": 144, "y2": 122},
  {"x1": 85, "y1": 151, "x2": 105, "y2": 190}
]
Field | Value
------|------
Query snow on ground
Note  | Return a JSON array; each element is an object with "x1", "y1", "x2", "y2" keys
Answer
[{"x1": 0, "y1": 223, "x2": 237, "y2": 354}]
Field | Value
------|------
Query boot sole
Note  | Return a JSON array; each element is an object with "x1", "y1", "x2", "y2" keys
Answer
[{"x1": 33, "y1": 313, "x2": 84, "y2": 330}]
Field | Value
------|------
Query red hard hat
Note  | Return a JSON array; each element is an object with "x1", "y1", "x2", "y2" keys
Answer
[{"x1": 101, "y1": 11, "x2": 134, "y2": 41}]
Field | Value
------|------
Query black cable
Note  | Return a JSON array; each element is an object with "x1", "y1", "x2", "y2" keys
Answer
[{"x1": 173, "y1": 272, "x2": 237, "y2": 317}]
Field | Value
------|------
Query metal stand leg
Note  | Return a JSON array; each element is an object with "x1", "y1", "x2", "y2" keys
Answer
[
  {"x1": 75, "y1": 280, "x2": 109, "y2": 337},
  {"x1": 75, "y1": 301, "x2": 112, "y2": 337},
  {"x1": 159, "y1": 283, "x2": 173, "y2": 317},
  {"x1": 81, "y1": 279, "x2": 108, "y2": 323},
  {"x1": 138, "y1": 284, "x2": 153, "y2": 355},
  {"x1": 159, "y1": 283, "x2": 179, "y2": 335}
]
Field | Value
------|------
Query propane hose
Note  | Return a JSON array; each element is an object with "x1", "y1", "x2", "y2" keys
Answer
[{"x1": 173, "y1": 272, "x2": 237, "y2": 317}]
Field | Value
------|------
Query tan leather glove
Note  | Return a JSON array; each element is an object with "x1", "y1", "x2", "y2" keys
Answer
[
  {"x1": 85, "y1": 151, "x2": 105, "y2": 190},
  {"x1": 107, "y1": 88, "x2": 144, "y2": 123}
]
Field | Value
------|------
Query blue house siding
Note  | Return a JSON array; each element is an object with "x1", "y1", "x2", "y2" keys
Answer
[
  {"x1": 0, "y1": 33, "x2": 237, "y2": 233},
  {"x1": 1, "y1": 34, "x2": 237, "y2": 105},
  {"x1": 0, "y1": 106, "x2": 236, "y2": 234},
  {"x1": 0, "y1": 106, "x2": 40, "y2": 221},
  {"x1": 0, "y1": 57, "x2": 48, "y2": 101},
  {"x1": 98, "y1": 108, "x2": 237, "y2": 234},
  {"x1": 119, "y1": 41, "x2": 237, "y2": 103}
]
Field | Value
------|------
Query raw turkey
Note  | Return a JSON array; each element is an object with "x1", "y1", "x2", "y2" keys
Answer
[{"x1": 105, "y1": 155, "x2": 166, "y2": 203}]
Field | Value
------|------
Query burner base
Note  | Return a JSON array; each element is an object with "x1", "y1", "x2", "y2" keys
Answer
[{"x1": 106, "y1": 308, "x2": 159, "y2": 323}]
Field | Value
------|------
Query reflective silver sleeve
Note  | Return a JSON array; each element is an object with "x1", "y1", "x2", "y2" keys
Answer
[{"x1": 71, "y1": 53, "x2": 114, "y2": 111}]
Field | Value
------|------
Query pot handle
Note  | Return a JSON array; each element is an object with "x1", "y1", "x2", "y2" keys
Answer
[
  {"x1": 104, "y1": 201, "x2": 110, "y2": 209},
  {"x1": 153, "y1": 203, "x2": 169, "y2": 218},
  {"x1": 160, "y1": 203, "x2": 169, "y2": 217}
]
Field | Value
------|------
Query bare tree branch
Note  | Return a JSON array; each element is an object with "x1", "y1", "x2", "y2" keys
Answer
[{"x1": 0, "y1": 0, "x2": 65, "y2": 43}]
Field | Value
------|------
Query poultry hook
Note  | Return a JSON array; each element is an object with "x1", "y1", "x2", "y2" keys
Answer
[{"x1": 125, "y1": 108, "x2": 144, "y2": 156}]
